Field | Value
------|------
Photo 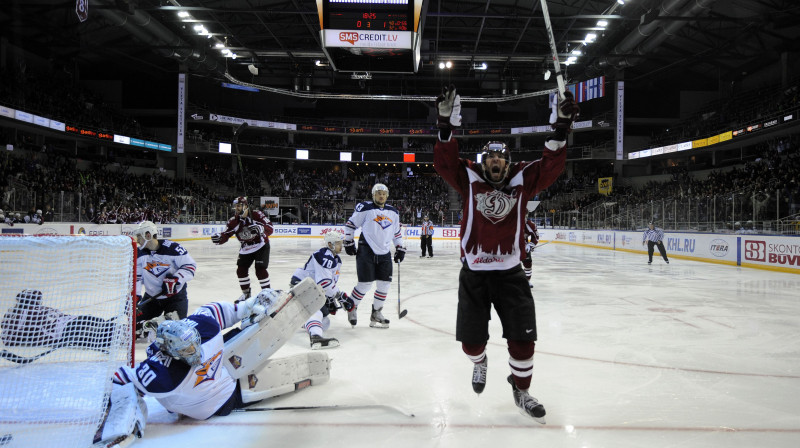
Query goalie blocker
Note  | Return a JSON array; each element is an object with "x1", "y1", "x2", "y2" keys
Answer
[{"x1": 100, "y1": 278, "x2": 329, "y2": 443}]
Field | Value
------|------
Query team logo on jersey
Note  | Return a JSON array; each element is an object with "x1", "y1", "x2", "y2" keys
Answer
[
  {"x1": 475, "y1": 190, "x2": 517, "y2": 223},
  {"x1": 239, "y1": 226, "x2": 255, "y2": 240},
  {"x1": 194, "y1": 350, "x2": 223, "y2": 387},
  {"x1": 373, "y1": 214, "x2": 393, "y2": 229},
  {"x1": 144, "y1": 261, "x2": 171, "y2": 277}
]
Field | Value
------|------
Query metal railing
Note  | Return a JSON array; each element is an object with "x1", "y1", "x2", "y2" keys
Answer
[{"x1": 538, "y1": 188, "x2": 800, "y2": 234}]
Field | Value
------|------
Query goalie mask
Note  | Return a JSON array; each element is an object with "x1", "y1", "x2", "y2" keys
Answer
[
  {"x1": 323, "y1": 231, "x2": 344, "y2": 254},
  {"x1": 480, "y1": 141, "x2": 511, "y2": 188},
  {"x1": 133, "y1": 221, "x2": 158, "y2": 249},
  {"x1": 155, "y1": 320, "x2": 202, "y2": 366}
]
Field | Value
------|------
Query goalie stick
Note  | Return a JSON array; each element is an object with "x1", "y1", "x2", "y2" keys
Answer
[{"x1": 233, "y1": 404, "x2": 415, "y2": 418}]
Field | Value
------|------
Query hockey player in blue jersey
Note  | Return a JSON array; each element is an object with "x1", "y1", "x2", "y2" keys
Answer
[
  {"x1": 111, "y1": 284, "x2": 330, "y2": 426},
  {"x1": 133, "y1": 221, "x2": 196, "y2": 328},
  {"x1": 342, "y1": 183, "x2": 406, "y2": 329},
  {"x1": 292, "y1": 231, "x2": 350, "y2": 349}
]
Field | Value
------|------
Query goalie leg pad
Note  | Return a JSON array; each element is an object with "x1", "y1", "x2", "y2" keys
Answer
[
  {"x1": 239, "y1": 352, "x2": 331, "y2": 404},
  {"x1": 92, "y1": 383, "x2": 147, "y2": 448},
  {"x1": 224, "y1": 278, "x2": 326, "y2": 379}
]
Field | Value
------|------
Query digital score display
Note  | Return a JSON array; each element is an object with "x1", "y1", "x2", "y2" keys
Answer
[{"x1": 323, "y1": 0, "x2": 413, "y2": 32}]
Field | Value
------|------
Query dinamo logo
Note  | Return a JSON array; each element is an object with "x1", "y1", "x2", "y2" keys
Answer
[{"x1": 475, "y1": 190, "x2": 517, "y2": 223}]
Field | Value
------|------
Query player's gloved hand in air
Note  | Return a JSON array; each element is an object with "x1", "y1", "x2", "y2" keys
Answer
[
  {"x1": 548, "y1": 90, "x2": 580, "y2": 141},
  {"x1": 436, "y1": 84, "x2": 462, "y2": 132},
  {"x1": 394, "y1": 246, "x2": 406, "y2": 263},
  {"x1": 344, "y1": 239, "x2": 357, "y2": 256},
  {"x1": 210, "y1": 233, "x2": 222, "y2": 244},
  {"x1": 161, "y1": 277, "x2": 180, "y2": 297}
]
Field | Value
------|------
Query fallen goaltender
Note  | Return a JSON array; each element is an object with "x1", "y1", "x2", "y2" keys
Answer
[{"x1": 92, "y1": 278, "x2": 328, "y2": 448}]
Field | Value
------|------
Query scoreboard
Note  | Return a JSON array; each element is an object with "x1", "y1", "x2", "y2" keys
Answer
[{"x1": 317, "y1": 0, "x2": 426, "y2": 73}]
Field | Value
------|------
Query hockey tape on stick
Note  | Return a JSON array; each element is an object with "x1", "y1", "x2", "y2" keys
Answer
[{"x1": 233, "y1": 404, "x2": 415, "y2": 418}]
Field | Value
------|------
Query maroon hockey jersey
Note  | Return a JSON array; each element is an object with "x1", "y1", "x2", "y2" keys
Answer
[
  {"x1": 434, "y1": 137, "x2": 565, "y2": 270},
  {"x1": 217, "y1": 209, "x2": 274, "y2": 254}
]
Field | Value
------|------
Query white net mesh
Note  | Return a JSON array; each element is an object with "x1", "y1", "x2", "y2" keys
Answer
[{"x1": 0, "y1": 235, "x2": 135, "y2": 448}]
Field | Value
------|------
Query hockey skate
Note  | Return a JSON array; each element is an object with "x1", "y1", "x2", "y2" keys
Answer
[
  {"x1": 507, "y1": 375, "x2": 546, "y2": 424},
  {"x1": 369, "y1": 308, "x2": 390, "y2": 329},
  {"x1": 472, "y1": 356, "x2": 487, "y2": 394},
  {"x1": 341, "y1": 296, "x2": 358, "y2": 327},
  {"x1": 310, "y1": 334, "x2": 340, "y2": 350}
]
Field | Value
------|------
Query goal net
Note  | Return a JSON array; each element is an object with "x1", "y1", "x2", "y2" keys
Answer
[{"x1": 0, "y1": 235, "x2": 136, "y2": 448}]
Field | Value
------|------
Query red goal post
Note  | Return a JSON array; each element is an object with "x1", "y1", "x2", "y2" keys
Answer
[{"x1": 0, "y1": 234, "x2": 137, "y2": 448}]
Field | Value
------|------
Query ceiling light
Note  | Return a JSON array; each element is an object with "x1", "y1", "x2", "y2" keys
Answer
[
  {"x1": 567, "y1": 56, "x2": 578, "y2": 64},
  {"x1": 438, "y1": 62, "x2": 445, "y2": 69},
  {"x1": 177, "y1": 12, "x2": 190, "y2": 18},
  {"x1": 571, "y1": 49, "x2": 582, "y2": 55},
  {"x1": 248, "y1": 64, "x2": 258, "y2": 75},
  {"x1": 214, "y1": 43, "x2": 225, "y2": 49},
  {"x1": 597, "y1": 20, "x2": 608, "y2": 27},
  {"x1": 544, "y1": 69, "x2": 551, "y2": 80},
  {"x1": 193, "y1": 24, "x2": 204, "y2": 32},
  {"x1": 473, "y1": 62, "x2": 488, "y2": 70},
  {"x1": 445, "y1": 61, "x2": 453, "y2": 69},
  {"x1": 617, "y1": 0, "x2": 625, "y2": 4},
  {"x1": 584, "y1": 33, "x2": 597, "y2": 44}
]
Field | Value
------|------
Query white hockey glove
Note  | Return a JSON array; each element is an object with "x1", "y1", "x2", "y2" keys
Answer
[
  {"x1": 436, "y1": 84, "x2": 462, "y2": 130},
  {"x1": 239, "y1": 289, "x2": 280, "y2": 328},
  {"x1": 525, "y1": 242, "x2": 536, "y2": 254}
]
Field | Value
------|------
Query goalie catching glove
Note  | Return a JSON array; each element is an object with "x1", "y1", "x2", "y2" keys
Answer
[
  {"x1": 436, "y1": 84, "x2": 462, "y2": 131},
  {"x1": 394, "y1": 246, "x2": 406, "y2": 263}
]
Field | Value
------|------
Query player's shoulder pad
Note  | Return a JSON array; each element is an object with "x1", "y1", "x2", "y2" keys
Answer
[
  {"x1": 355, "y1": 201, "x2": 376, "y2": 212},
  {"x1": 158, "y1": 240, "x2": 188, "y2": 256},
  {"x1": 383, "y1": 204, "x2": 400, "y2": 214},
  {"x1": 312, "y1": 247, "x2": 339, "y2": 266},
  {"x1": 186, "y1": 314, "x2": 221, "y2": 342},
  {"x1": 138, "y1": 354, "x2": 191, "y2": 393}
]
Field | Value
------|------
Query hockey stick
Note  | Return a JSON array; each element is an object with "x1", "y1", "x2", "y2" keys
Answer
[
  {"x1": 397, "y1": 260, "x2": 407, "y2": 319},
  {"x1": 0, "y1": 346, "x2": 60, "y2": 364},
  {"x1": 539, "y1": 0, "x2": 567, "y2": 98},
  {"x1": 232, "y1": 122, "x2": 249, "y2": 198},
  {"x1": 535, "y1": 241, "x2": 551, "y2": 248},
  {"x1": 233, "y1": 404, "x2": 415, "y2": 418}
]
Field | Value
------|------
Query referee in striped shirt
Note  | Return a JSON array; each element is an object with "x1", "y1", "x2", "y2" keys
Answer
[{"x1": 642, "y1": 221, "x2": 670, "y2": 264}]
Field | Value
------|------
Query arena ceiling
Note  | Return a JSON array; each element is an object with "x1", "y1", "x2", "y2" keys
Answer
[{"x1": 2, "y1": 0, "x2": 799, "y2": 99}]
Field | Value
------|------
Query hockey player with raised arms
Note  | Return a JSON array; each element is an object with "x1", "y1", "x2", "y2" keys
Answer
[
  {"x1": 134, "y1": 220, "x2": 196, "y2": 325},
  {"x1": 341, "y1": 183, "x2": 406, "y2": 329},
  {"x1": 211, "y1": 197, "x2": 274, "y2": 298},
  {"x1": 291, "y1": 231, "x2": 349, "y2": 349},
  {"x1": 433, "y1": 84, "x2": 578, "y2": 422}
]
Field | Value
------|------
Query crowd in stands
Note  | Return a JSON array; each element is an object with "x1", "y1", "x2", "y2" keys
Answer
[
  {"x1": 541, "y1": 134, "x2": 800, "y2": 230},
  {"x1": 0, "y1": 66, "x2": 145, "y2": 139}
]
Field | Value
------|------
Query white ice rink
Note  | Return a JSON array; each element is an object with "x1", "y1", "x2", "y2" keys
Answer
[{"x1": 134, "y1": 237, "x2": 800, "y2": 448}]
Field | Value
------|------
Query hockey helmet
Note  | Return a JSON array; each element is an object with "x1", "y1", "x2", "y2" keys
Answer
[
  {"x1": 480, "y1": 141, "x2": 511, "y2": 187},
  {"x1": 133, "y1": 220, "x2": 158, "y2": 248},
  {"x1": 323, "y1": 231, "x2": 344, "y2": 253},
  {"x1": 16, "y1": 289, "x2": 43, "y2": 307},
  {"x1": 36, "y1": 209, "x2": 42, "y2": 215},
  {"x1": 372, "y1": 183, "x2": 388, "y2": 195},
  {"x1": 233, "y1": 196, "x2": 248, "y2": 206},
  {"x1": 155, "y1": 320, "x2": 202, "y2": 366}
]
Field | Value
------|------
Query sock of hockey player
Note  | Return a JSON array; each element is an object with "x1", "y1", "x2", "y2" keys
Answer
[{"x1": 507, "y1": 375, "x2": 546, "y2": 423}]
